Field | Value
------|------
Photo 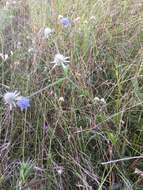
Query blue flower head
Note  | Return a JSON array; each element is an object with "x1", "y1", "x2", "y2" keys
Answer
[
  {"x1": 17, "y1": 96, "x2": 30, "y2": 111},
  {"x1": 60, "y1": 17, "x2": 71, "y2": 28}
]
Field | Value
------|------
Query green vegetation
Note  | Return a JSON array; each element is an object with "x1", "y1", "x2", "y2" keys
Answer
[{"x1": 0, "y1": 0, "x2": 143, "y2": 189}]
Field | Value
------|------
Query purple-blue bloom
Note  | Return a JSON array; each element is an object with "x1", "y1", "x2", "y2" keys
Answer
[
  {"x1": 60, "y1": 17, "x2": 71, "y2": 28},
  {"x1": 17, "y1": 96, "x2": 30, "y2": 111}
]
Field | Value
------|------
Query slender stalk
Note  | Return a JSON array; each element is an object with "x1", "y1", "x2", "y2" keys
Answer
[{"x1": 101, "y1": 156, "x2": 143, "y2": 165}]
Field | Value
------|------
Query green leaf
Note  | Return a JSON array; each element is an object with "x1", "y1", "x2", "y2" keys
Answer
[{"x1": 107, "y1": 132, "x2": 118, "y2": 145}]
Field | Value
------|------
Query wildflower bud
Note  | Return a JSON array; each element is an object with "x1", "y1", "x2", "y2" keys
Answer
[
  {"x1": 100, "y1": 98, "x2": 106, "y2": 104},
  {"x1": 10, "y1": 51, "x2": 13, "y2": 55},
  {"x1": 28, "y1": 48, "x2": 34, "y2": 53},
  {"x1": 4, "y1": 54, "x2": 8, "y2": 60},
  {"x1": 0, "y1": 53, "x2": 8, "y2": 61},
  {"x1": 93, "y1": 97, "x2": 100, "y2": 102},
  {"x1": 90, "y1": 16, "x2": 96, "y2": 20},
  {"x1": 59, "y1": 97, "x2": 64, "y2": 102},
  {"x1": 56, "y1": 166, "x2": 64, "y2": 175},
  {"x1": 74, "y1": 17, "x2": 80, "y2": 24},
  {"x1": 58, "y1": 15, "x2": 63, "y2": 20},
  {"x1": 68, "y1": 135, "x2": 71, "y2": 141}
]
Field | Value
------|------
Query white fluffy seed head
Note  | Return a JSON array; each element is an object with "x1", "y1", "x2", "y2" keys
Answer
[
  {"x1": 52, "y1": 53, "x2": 70, "y2": 65},
  {"x1": 44, "y1": 27, "x2": 54, "y2": 39},
  {"x1": 3, "y1": 91, "x2": 20, "y2": 110}
]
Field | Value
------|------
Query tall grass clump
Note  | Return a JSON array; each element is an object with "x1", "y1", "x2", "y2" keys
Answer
[{"x1": 0, "y1": 0, "x2": 143, "y2": 189}]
